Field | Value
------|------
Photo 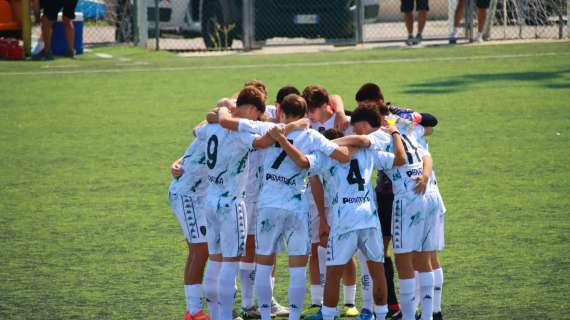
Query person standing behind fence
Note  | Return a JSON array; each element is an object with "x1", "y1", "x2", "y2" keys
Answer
[
  {"x1": 32, "y1": 0, "x2": 78, "y2": 60},
  {"x1": 401, "y1": 0, "x2": 429, "y2": 45},
  {"x1": 449, "y1": 0, "x2": 489, "y2": 43}
]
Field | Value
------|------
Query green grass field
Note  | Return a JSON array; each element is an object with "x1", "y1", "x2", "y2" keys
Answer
[{"x1": 1, "y1": 41, "x2": 569, "y2": 319}]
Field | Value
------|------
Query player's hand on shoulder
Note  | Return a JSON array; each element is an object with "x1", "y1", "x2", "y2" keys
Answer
[
  {"x1": 269, "y1": 126, "x2": 284, "y2": 140},
  {"x1": 206, "y1": 108, "x2": 219, "y2": 124},
  {"x1": 216, "y1": 97, "x2": 236, "y2": 111},
  {"x1": 171, "y1": 161, "x2": 184, "y2": 178},
  {"x1": 413, "y1": 175, "x2": 428, "y2": 194},
  {"x1": 296, "y1": 118, "x2": 310, "y2": 130},
  {"x1": 381, "y1": 125, "x2": 400, "y2": 135}
]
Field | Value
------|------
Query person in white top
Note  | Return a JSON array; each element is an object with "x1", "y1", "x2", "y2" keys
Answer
[
  {"x1": 211, "y1": 81, "x2": 290, "y2": 318},
  {"x1": 272, "y1": 104, "x2": 407, "y2": 320},
  {"x1": 254, "y1": 94, "x2": 351, "y2": 320},
  {"x1": 205, "y1": 86, "x2": 310, "y2": 319},
  {"x1": 302, "y1": 85, "x2": 361, "y2": 317},
  {"x1": 168, "y1": 135, "x2": 211, "y2": 320},
  {"x1": 367, "y1": 121, "x2": 444, "y2": 320},
  {"x1": 194, "y1": 86, "x2": 276, "y2": 320}
]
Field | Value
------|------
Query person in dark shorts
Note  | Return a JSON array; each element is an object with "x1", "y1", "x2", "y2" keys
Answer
[
  {"x1": 449, "y1": 0, "x2": 490, "y2": 43},
  {"x1": 401, "y1": 0, "x2": 429, "y2": 45},
  {"x1": 33, "y1": 0, "x2": 78, "y2": 60}
]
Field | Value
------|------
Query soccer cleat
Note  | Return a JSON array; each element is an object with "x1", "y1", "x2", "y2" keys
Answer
[
  {"x1": 32, "y1": 50, "x2": 53, "y2": 61},
  {"x1": 271, "y1": 298, "x2": 290, "y2": 317},
  {"x1": 301, "y1": 304, "x2": 322, "y2": 318},
  {"x1": 387, "y1": 310, "x2": 402, "y2": 319},
  {"x1": 64, "y1": 49, "x2": 75, "y2": 59},
  {"x1": 413, "y1": 33, "x2": 423, "y2": 45},
  {"x1": 304, "y1": 309, "x2": 323, "y2": 320},
  {"x1": 449, "y1": 36, "x2": 457, "y2": 44},
  {"x1": 432, "y1": 311, "x2": 443, "y2": 320},
  {"x1": 190, "y1": 310, "x2": 211, "y2": 320},
  {"x1": 241, "y1": 306, "x2": 261, "y2": 319},
  {"x1": 233, "y1": 308, "x2": 245, "y2": 320},
  {"x1": 341, "y1": 304, "x2": 359, "y2": 317},
  {"x1": 405, "y1": 35, "x2": 415, "y2": 46},
  {"x1": 356, "y1": 308, "x2": 375, "y2": 320}
]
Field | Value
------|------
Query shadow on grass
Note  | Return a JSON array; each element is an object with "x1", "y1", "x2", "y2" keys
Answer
[{"x1": 403, "y1": 69, "x2": 570, "y2": 94}]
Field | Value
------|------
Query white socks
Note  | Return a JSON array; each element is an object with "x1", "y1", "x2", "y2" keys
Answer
[
  {"x1": 374, "y1": 304, "x2": 388, "y2": 320},
  {"x1": 184, "y1": 284, "x2": 203, "y2": 314},
  {"x1": 433, "y1": 267, "x2": 444, "y2": 313},
  {"x1": 400, "y1": 278, "x2": 416, "y2": 320},
  {"x1": 240, "y1": 262, "x2": 256, "y2": 308},
  {"x1": 343, "y1": 284, "x2": 356, "y2": 306},
  {"x1": 419, "y1": 272, "x2": 435, "y2": 320},
  {"x1": 322, "y1": 306, "x2": 337, "y2": 320},
  {"x1": 255, "y1": 264, "x2": 273, "y2": 320},
  {"x1": 204, "y1": 261, "x2": 221, "y2": 320},
  {"x1": 358, "y1": 250, "x2": 372, "y2": 311},
  {"x1": 415, "y1": 271, "x2": 421, "y2": 310},
  {"x1": 288, "y1": 267, "x2": 307, "y2": 320},
  {"x1": 310, "y1": 285, "x2": 323, "y2": 306},
  {"x1": 218, "y1": 262, "x2": 239, "y2": 320},
  {"x1": 318, "y1": 246, "x2": 327, "y2": 285}
]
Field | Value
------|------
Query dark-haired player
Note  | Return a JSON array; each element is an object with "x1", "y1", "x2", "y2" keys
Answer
[{"x1": 194, "y1": 86, "x2": 276, "y2": 320}]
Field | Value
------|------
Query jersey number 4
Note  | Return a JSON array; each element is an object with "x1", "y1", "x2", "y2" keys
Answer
[
  {"x1": 271, "y1": 139, "x2": 294, "y2": 169},
  {"x1": 346, "y1": 159, "x2": 365, "y2": 191},
  {"x1": 206, "y1": 135, "x2": 218, "y2": 169}
]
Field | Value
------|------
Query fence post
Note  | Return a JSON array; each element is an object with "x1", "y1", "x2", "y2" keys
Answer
[
  {"x1": 464, "y1": 0, "x2": 474, "y2": 41},
  {"x1": 483, "y1": 0, "x2": 498, "y2": 40},
  {"x1": 21, "y1": 0, "x2": 31, "y2": 57},
  {"x1": 135, "y1": 0, "x2": 148, "y2": 47},
  {"x1": 355, "y1": 0, "x2": 364, "y2": 44},
  {"x1": 242, "y1": 0, "x2": 254, "y2": 50},
  {"x1": 448, "y1": 0, "x2": 457, "y2": 37},
  {"x1": 154, "y1": 0, "x2": 159, "y2": 50}
]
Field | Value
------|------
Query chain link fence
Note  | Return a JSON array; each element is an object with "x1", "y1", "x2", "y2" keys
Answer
[{"x1": 70, "y1": 0, "x2": 567, "y2": 51}]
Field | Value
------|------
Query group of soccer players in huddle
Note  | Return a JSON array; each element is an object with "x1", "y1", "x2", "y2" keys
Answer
[{"x1": 168, "y1": 80, "x2": 446, "y2": 320}]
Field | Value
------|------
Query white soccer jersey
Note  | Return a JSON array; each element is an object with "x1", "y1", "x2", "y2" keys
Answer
[
  {"x1": 257, "y1": 128, "x2": 339, "y2": 212},
  {"x1": 308, "y1": 148, "x2": 395, "y2": 236},
  {"x1": 310, "y1": 113, "x2": 353, "y2": 135},
  {"x1": 382, "y1": 132, "x2": 434, "y2": 196},
  {"x1": 195, "y1": 123, "x2": 257, "y2": 209},
  {"x1": 238, "y1": 119, "x2": 279, "y2": 203},
  {"x1": 168, "y1": 138, "x2": 208, "y2": 197},
  {"x1": 265, "y1": 104, "x2": 278, "y2": 119}
]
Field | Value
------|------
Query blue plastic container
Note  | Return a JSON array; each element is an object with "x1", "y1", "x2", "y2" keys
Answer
[{"x1": 51, "y1": 12, "x2": 84, "y2": 55}]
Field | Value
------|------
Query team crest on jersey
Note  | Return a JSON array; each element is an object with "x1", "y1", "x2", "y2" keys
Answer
[
  {"x1": 392, "y1": 170, "x2": 402, "y2": 181},
  {"x1": 260, "y1": 219, "x2": 275, "y2": 233},
  {"x1": 236, "y1": 152, "x2": 249, "y2": 174},
  {"x1": 200, "y1": 226, "x2": 207, "y2": 236},
  {"x1": 409, "y1": 212, "x2": 422, "y2": 227},
  {"x1": 291, "y1": 193, "x2": 302, "y2": 201}
]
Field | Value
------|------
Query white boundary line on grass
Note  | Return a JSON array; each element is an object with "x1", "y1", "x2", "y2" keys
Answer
[{"x1": 2, "y1": 51, "x2": 569, "y2": 77}]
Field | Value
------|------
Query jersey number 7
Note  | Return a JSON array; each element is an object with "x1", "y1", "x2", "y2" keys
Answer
[{"x1": 271, "y1": 139, "x2": 294, "y2": 169}]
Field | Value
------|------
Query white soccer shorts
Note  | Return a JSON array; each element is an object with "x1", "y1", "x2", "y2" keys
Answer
[
  {"x1": 255, "y1": 207, "x2": 311, "y2": 256},
  {"x1": 326, "y1": 227, "x2": 385, "y2": 266},
  {"x1": 245, "y1": 201, "x2": 257, "y2": 236},
  {"x1": 392, "y1": 191, "x2": 446, "y2": 254},
  {"x1": 205, "y1": 200, "x2": 247, "y2": 257},
  {"x1": 168, "y1": 192, "x2": 208, "y2": 244}
]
